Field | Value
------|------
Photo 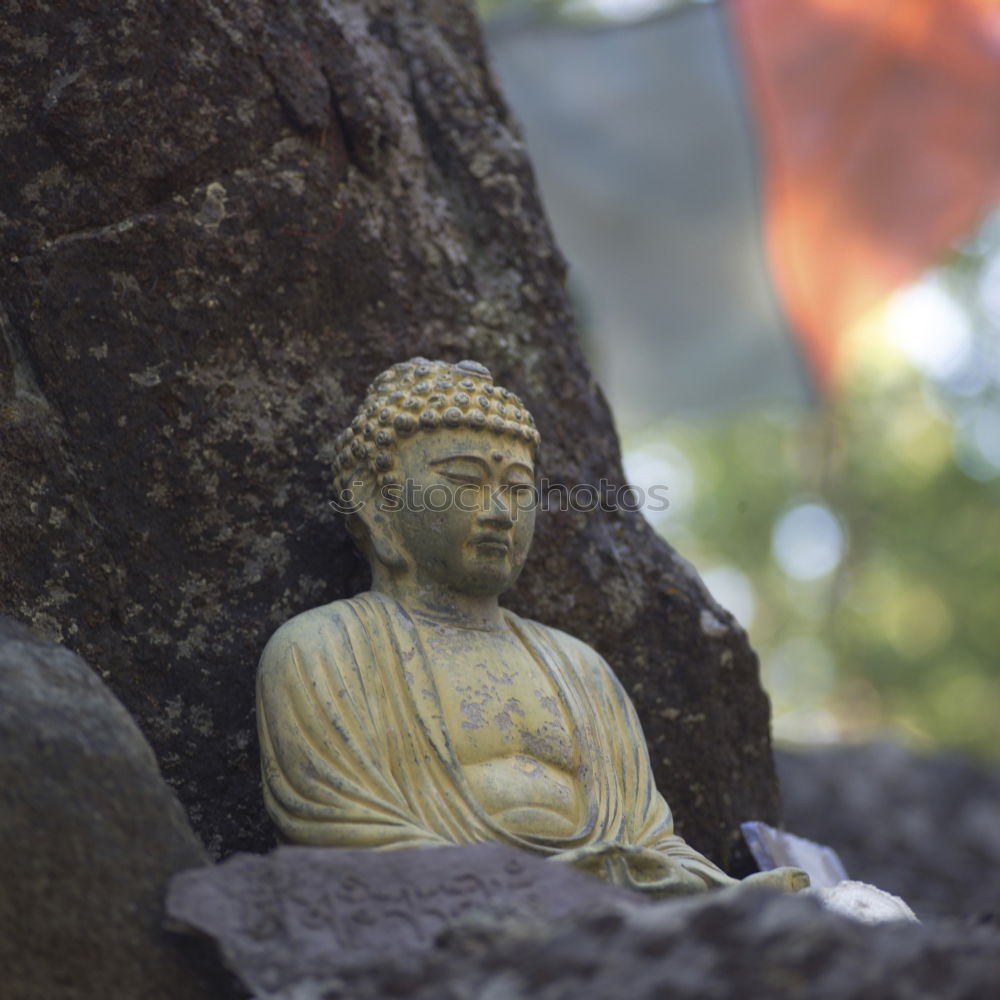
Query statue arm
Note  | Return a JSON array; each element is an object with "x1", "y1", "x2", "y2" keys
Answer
[
  {"x1": 589, "y1": 649, "x2": 739, "y2": 890},
  {"x1": 256, "y1": 616, "x2": 453, "y2": 850},
  {"x1": 606, "y1": 662, "x2": 806, "y2": 893},
  {"x1": 632, "y1": 797, "x2": 739, "y2": 889}
]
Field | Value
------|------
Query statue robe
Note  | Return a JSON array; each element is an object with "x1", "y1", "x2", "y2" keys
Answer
[{"x1": 257, "y1": 591, "x2": 734, "y2": 890}]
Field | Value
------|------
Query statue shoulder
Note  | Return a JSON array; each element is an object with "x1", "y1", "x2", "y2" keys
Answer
[{"x1": 258, "y1": 595, "x2": 385, "y2": 677}]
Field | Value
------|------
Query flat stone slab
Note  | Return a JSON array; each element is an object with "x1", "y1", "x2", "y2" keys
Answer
[{"x1": 166, "y1": 844, "x2": 642, "y2": 998}]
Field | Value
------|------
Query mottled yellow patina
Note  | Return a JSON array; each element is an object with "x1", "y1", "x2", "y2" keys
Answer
[{"x1": 257, "y1": 359, "x2": 807, "y2": 897}]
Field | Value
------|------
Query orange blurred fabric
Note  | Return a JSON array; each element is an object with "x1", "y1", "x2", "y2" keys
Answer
[{"x1": 727, "y1": 0, "x2": 1000, "y2": 389}]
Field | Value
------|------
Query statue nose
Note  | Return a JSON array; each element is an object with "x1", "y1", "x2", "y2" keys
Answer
[{"x1": 479, "y1": 488, "x2": 514, "y2": 528}]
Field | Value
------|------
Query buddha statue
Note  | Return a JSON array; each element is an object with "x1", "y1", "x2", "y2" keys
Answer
[{"x1": 257, "y1": 358, "x2": 807, "y2": 897}]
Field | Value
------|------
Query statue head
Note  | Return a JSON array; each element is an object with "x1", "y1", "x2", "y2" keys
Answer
[{"x1": 332, "y1": 358, "x2": 541, "y2": 601}]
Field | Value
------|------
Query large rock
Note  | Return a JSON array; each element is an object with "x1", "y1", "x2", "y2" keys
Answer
[
  {"x1": 778, "y1": 743, "x2": 1000, "y2": 921},
  {"x1": 166, "y1": 843, "x2": 643, "y2": 998},
  {"x1": 0, "y1": 617, "x2": 236, "y2": 1000},
  {"x1": 165, "y1": 839, "x2": 1000, "y2": 1000},
  {"x1": 0, "y1": 0, "x2": 778, "y2": 869},
  {"x1": 194, "y1": 884, "x2": 1000, "y2": 1000}
]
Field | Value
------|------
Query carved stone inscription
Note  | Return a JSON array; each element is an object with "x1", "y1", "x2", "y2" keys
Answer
[{"x1": 166, "y1": 844, "x2": 641, "y2": 998}]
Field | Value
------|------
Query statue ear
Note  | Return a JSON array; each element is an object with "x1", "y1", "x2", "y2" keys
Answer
[
  {"x1": 365, "y1": 508, "x2": 408, "y2": 571},
  {"x1": 351, "y1": 481, "x2": 408, "y2": 572}
]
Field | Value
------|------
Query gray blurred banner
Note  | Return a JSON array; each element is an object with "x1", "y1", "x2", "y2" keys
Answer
[{"x1": 486, "y1": 5, "x2": 813, "y2": 424}]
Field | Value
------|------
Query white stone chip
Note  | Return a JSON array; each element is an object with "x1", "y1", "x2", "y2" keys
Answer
[{"x1": 813, "y1": 880, "x2": 920, "y2": 924}]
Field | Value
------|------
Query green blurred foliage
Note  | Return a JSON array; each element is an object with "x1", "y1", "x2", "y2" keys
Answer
[{"x1": 624, "y1": 225, "x2": 1000, "y2": 760}]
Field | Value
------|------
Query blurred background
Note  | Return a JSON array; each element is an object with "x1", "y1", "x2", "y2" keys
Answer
[{"x1": 477, "y1": 0, "x2": 1000, "y2": 761}]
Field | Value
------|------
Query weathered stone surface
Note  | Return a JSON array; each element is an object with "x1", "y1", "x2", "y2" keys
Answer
[
  {"x1": 0, "y1": 0, "x2": 778, "y2": 868},
  {"x1": 201, "y1": 885, "x2": 1000, "y2": 1000},
  {"x1": 0, "y1": 617, "x2": 237, "y2": 1000},
  {"x1": 778, "y1": 743, "x2": 1000, "y2": 921},
  {"x1": 167, "y1": 844, "x2": 643, "y2": 997}
]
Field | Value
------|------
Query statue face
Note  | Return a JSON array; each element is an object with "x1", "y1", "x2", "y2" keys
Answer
[{"x1": 382, "y1": 428, "x2": 537, "y2": 598}]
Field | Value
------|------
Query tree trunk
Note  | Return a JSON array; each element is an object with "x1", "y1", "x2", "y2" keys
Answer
[{"x1": 0, "y1": 0, "x2": 779, "y2": 870}]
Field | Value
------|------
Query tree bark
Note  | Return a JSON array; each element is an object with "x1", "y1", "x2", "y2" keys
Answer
[{"x1": 0, "y1": 0, "x2": 779, "y2": 870}]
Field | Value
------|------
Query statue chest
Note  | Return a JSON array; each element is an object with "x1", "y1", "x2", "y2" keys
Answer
[
  {"x1": 413, "y1": 622, "x2": 585, "y2": 834},
  {"x1": 417, "y1": 627, "x2": 577, "y2": 766}
]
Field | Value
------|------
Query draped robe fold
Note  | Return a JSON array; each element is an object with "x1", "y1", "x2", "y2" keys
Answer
[{"x1": 257, "y1": 592, "x2": 734, "y2": 890}]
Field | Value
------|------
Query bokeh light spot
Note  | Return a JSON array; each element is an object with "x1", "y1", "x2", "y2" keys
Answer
[
  {"x1": 623, "y1": 443, "x2": 694, "y2": 525},
  {"x1": 953, "y1": 407, "x2": 1000, "y2": 480},
  {"x1": 884, "y1": 279, "x2": 972, "y2": 380},
  {"x1": 771, "y1": 502, "x2": 846, "y2": 580},
  {"x1": 977, "y1": 251, "x2": 1000, "y2": 325},
  {"x1": 767, "y1": 636, "x2": 836, "y2": 707},
  {"x1": 564, "y1": 0, "x2": 675, "y2": 22}
]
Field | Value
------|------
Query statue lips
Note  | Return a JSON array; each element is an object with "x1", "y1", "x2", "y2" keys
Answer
[{"x1": 471, "y1": 532, "x2": 511, "y2": 556}]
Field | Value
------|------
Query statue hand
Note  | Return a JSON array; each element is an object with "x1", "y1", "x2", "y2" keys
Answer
[
  {"x1": 550, "y1": 843, "x2": 707, "y2": 897},
  {"x1": 615, "y1": 850, "x2": 707, "y2": 897},
  {"x1": 549, "y1": 841, "x2": 629, "y2": 876},
  {"x1": 741, "y1": 866, "x2": 810, "y2": 893}
]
